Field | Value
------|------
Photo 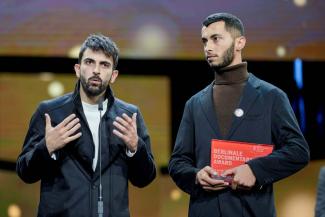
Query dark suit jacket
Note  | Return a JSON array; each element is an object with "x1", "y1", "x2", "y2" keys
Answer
[
  {"x1": 315, "y1": 167, "x2": 325, "y2": 217},
  {"x1": 16, "y1": 82, "x2": 156, "y2": 217},
  {"x1": 169, "y1": 73, "x2": 309, "y2": 217}
]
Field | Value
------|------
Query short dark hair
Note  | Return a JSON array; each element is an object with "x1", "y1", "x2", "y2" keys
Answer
[
  {"x1": 202, "y1": 12, "x2": 244, "y2": 37},
  {"x1": 78, "y1": 33, "x2": 119, "y2": 69}
]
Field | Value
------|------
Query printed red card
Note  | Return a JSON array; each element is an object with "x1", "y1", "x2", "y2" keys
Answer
[{"x1": 211, "y1": 139, "x2": 274, "y2": 176}]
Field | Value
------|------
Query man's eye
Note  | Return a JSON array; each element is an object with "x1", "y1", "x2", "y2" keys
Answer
[{"x1": 102, "y1": 63, "x2": 110, "y2": 68}]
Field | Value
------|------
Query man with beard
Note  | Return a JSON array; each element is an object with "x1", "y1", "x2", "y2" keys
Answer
[
  {"x1": 16, "y1": 34, "x2": 156, "y2": 217},
  {"x1": 168, "y1": 13, "x2": 309, "y2": 217}
]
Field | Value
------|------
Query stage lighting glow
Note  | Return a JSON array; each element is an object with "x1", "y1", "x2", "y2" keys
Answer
[
  {"x1": 130, "y1": 24, "x2": 170, "y2": 58},
  {"x1": 48, "y1": 81, "x2": 65, "y2": 97},
  {"x1": 39, "y1": 72, "x2": 54, "y2": 82},
  {"x1": 276, "y1": 45, "x2": 286, "y2": 57},
  {"x1": 68, "y1": 44, "x2": 81, "y2": 59},
  {"x1": 7, "y1": 204, "x2": 21, "y2": 217},
  {"x1": 294, "y1": 0, "x2": 307, "y2": 7},
  {"x1": 170, "y1": 189, "x2": 182, "y2": 201}
]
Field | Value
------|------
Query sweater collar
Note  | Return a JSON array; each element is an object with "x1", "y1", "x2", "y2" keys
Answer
[{"x1": 214, "y1": 62, "x2": 249, "y2": 85}]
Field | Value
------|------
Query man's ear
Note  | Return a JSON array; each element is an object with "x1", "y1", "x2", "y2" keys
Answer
[
  {"x1": 74, "y1": 64, "x2": 81, "y2": 78},
  {"x1": 235, "y1": 36, "x2": 246, "y2": 51},
  {"x1": 109, "y1": 70, "x2": 119, "y2": 84}
]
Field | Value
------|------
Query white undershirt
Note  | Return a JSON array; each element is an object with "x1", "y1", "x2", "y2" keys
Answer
[
  {"x1": 82, "y1": 99, "x2": 108, "y2": 171},
  {"x1": 50, "y1": 99, "x2": 137, "y2": 163}
]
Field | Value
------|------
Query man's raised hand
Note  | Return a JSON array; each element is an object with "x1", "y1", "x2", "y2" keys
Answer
[{"x1": 45, "y1": 113, "x2": 82, "y2": 155}]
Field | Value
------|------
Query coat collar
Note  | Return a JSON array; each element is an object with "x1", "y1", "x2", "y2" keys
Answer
[
  {"x1": 199, "y1": 73, "x2": 261, "y2": 139},
  {"x1": 72, "y1": 80, "x2": 115, "y2": 119}
]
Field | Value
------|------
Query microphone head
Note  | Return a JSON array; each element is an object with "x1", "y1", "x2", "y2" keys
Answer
[{"x1": 98, "y1": 97, "x2": 104, "y2": 111}]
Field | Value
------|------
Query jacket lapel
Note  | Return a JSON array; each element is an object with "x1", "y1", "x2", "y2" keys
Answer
[
  {"x1": 93, "y1": 104, "x2": 124, "y2": 179},
  {"x1": 199, "y1": 83, "x2": 222, "y2": 138},
  {"x1": 226, "y1": 73, "x2": 261, "y2": 138}
]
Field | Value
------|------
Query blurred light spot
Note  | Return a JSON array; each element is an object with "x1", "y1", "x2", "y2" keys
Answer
[
  {"x1": 317, "y1": 111, "x2": 323, "y2": 125},
  {"x1": 68, "y1": 44, "x2": 81, "y2": 59},
  {"x1": 8, "y1": 204, "x2": 21, "y2": 217},
  {"x1": 124, "y1": 14, "x2": 180, "y2": 58},
  {"x1": 276, "y1": 45, "x2": 286, "y2": 57},
  {"x1": 281, "y1": 192, "x2": 314, "y2": 217},
  {"x1": 48, "y1": 81, "x2": 64, "y2": 97},
  {"x1": 170, "y1": 189, "x2": 182, "y2": 201},
  {"x1": 134, "y1": 24, "x2": 169, "y2": 57},
  {"x1": 39, "y1": 72, "x2": 54, "y2": 82},
  {"x1": 293, "y1": 0, "x2": 307, "y2": 7},
  {"x1": 298, "y1": 96, "x2": 306, "y2": 132},
  {"x1": 294, "y1": 58, "x2": 303, "y2": 89}
]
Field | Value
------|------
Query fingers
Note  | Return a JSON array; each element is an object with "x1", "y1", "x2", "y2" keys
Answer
[
  {"x1": 203, "y1": 166, "x2": 218, "y2": 177},
  {"x1": 62, "y1": 121, "x2": 81, "y2": 139},
  {"x1": 113, "y1": 120, "x2": 127, "y2": 132},
  {"x1": 45, "y1": 113, "x2": 52, "y2": 130},
  {"x1": 197, "y1": 166, "x2": 226, "y2": 186},
  {"x1": 45, "y1": 113, "x2": 81, "y2": 154},
  {"x1": 115, "y1": 115, "x2": 129, "y2": 127},
  {"x1": 225, "y1": 165, "x2": 256, "y2": 191},
  {"x1": 113, "y1": 113, "x2": 138, "y2": 152},
  {"x1": 122, "y1": 113, "x2": 133, "y2": 123},
  {"x1": 58, "y1": 114, "x2": 77, "y2": 128},
  {"x1": 64, "y1": 117, "x2": 80, "y2": 131},
  {"x1": 132, "y1": 113, "x2": 137, "y2": 123},
  {"x1": 196, "y1": 166, "x2": 231, "y2": 192},
  {"x1": 203, "y1": 185, "x2": 228, "y2": 191},
  {"x1": 112, "y1": 128, "x2": 126, "y2": 140},
  {"x1": 231, "y1": 181, "x2": 238, "y2": 190},
  {"x1": 64, "y1": 132, "x2": 82, "y2": 144},
  {"x1": 222, "y1": 168, "x2": 236, "y2": 177},
  {"x1": 112, "y1": 113, "x2": 137, "y2": 136}
]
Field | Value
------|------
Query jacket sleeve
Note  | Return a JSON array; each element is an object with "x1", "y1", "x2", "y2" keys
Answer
[
  {"x1": 247, "y1": 89, "x2": 310, "y2": 187},
  {"x1": 168, "y1": 100, "x2": 199, "y2": 195},
  {"x1": 16, "y1": 104, "x2": 54, "y2": 183},
  {"x1": 127, "y1": 109, "x2": 156, "y2": 187}
]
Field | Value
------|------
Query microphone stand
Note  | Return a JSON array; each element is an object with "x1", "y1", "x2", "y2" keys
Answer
[{"x1": 98, "y1": 98, "x2": 103, "y2": 217}]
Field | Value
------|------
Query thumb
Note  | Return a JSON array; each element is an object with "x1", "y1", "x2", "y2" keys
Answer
[
  {"x1": 132, "y1": 113, "x2": 137, "y2": 123},
  {"x1": 222, "y1": 168, "x2": 236, "y2": 177},
  {"x1": 45, "y1": 113, "x2": 52, "y2": 130}
]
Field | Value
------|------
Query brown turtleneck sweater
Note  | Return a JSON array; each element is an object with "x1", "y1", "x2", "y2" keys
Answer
[{"x1": 213, "y1": 62, "x2": 249, "y2": 138}]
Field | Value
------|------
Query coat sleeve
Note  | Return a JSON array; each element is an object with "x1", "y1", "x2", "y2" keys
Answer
[
  {"x1": 168, "y1": 100, "x2": 200, "y2": 195},
  {"x1": 127, "y1": 109, "x2": 156, "y2": 188},
  {"x1": 16, "y1": 104, "x2": 54, "y2": 183},
  {"x1": 247, "y1": 89, "x2": 310, "y2": 187}
]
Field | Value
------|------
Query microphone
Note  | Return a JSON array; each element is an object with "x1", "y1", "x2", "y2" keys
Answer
[
  {"x1": 98, "y1": 97, "x2": 104, "y2": 217},
  {"x1": 98, "y1": 97, "x2": 103, "y2": 111}
]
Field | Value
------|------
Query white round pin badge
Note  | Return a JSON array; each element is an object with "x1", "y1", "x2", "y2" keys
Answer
[{"x1": 234, "y1": 108, "x2": 244, "y2": 117}]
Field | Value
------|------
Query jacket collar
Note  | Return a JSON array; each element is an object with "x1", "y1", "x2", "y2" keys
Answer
[
  {"x1": 199, "y1": 73, "x2": 261, "y2": 139},
  {"x1": 72, "y1": 80, "x2": 115, "y2": 119}
]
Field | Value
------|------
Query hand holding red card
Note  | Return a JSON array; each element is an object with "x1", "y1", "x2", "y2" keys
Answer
[{"x1": 211, "y1": 139, "x2": 274, "y2": 182}]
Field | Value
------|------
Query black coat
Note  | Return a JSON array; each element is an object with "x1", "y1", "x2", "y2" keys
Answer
[
  {"x1": 168, "y1": 73, "x2": 309, "y2": 217},
  {"x1": 16, "y1": 82, "x2": 156, "y2": 217}
]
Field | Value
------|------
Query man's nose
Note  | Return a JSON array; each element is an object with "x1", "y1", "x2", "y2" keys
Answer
[
  {"x1": 93, "y1": 64, "x2": 100, "y2": 75},
  {"x1": 204, "y1": 40, "x2": 214, "y2": 53}
]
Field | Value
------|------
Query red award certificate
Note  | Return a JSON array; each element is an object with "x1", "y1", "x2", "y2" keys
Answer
[{"x1": 211, "y1": 139, "x2": 274, "y2": 177}]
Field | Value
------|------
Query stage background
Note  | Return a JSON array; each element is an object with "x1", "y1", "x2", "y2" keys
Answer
[{"x1": 1, "y1": 0, "x2": 324, "y2": 217}]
